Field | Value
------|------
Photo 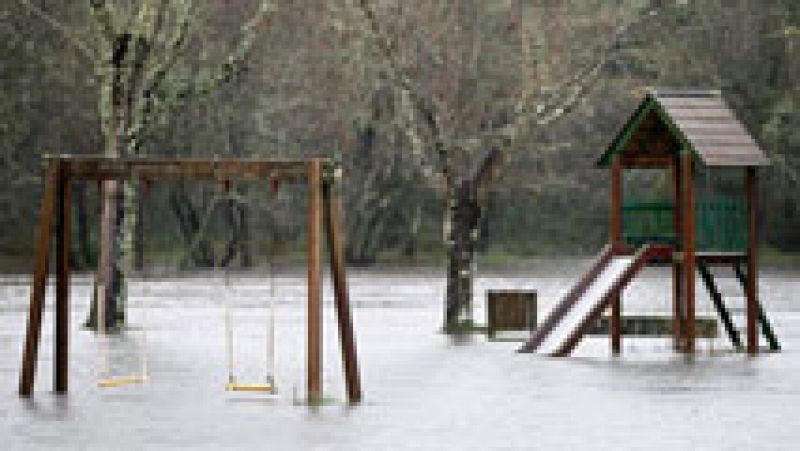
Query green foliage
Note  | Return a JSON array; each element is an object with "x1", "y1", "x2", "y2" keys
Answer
[{"x1": 1, "y1": 0, "x2": 799, "y2": 268}]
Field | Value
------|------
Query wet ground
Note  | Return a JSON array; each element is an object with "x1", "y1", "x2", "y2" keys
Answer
[{"x1": 1, "y1": 259, "x2": 799, "y2": 450}]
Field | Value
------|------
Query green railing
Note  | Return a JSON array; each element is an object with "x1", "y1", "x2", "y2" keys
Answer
[
  {"x1": 622, "y1": 201, "x2": 675, "y2": 247},
  {"x1": 622, "y1": 196, "x2": 747, "y2": 252},
  {"x1": 695, "y1": 196, "x2": 748, "y2": 252}
]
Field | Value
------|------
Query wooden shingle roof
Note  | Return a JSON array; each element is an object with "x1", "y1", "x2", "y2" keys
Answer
[{"x1": 598, "y1": 88, "x2": 770, "y2": 167}]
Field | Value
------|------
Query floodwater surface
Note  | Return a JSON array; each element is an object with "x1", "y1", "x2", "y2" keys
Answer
[{"x1": 1, "y1": 259, "x2": 799, "y2": 450}]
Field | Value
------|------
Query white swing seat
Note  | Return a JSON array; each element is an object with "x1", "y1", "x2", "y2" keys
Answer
[{"x1": 97, "y1": 375, "x2": 149, "y2": 388}]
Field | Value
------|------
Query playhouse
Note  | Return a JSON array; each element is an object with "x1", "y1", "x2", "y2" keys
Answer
[{"x1": 521, "y1": 88, "x2": 780, "y2": 356}]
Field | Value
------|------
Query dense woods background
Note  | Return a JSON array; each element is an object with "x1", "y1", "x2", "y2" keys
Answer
[{"x1": 2, "y1": 0, "x2": 798, "y2": 271}]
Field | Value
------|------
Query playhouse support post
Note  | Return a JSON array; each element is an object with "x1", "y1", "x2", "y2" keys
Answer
[
  {"x1": 55, "y1": 162, "x2": 72, "y2": 393},
  {"x1": 681, "y1": 152, "x2": 696, "y2": 353},
  {"x1": 307, "y1": 159, "x2": 323, "y2": 402},
  {"x1": 323, "y1": 181, "x2": 362, "y2": 403},
  {"x1": 610, "y1": 159, "x2": 623, "y2": 354},
  {"x1": 19, "y1": 162, "x2": 59, "y2": 396},
  {"x1": 745, "y1": 167, "x2": 759, "y2": 355},
  {"x1": 671, "y1": 158, "x2": 684, "y2": 351}
]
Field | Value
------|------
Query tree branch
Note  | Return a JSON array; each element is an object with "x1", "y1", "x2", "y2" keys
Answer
[
  {"x1": 18, "y1": 0, "x2": 93, "y2": 61},
  {"x1": 178, "y1": 191, "x2": 249, "y2": 268},
  {"x1": 354, "y1": 0, "x2": 451, "y2": 188},
  {"x1": 129, "y1": 0, "x2": 277, "y2": 153},
  {"x1": 88, "y1": 0, "x2": 117, "y2": 44},
  {"x1": 496, "y1": 6, "x2": 664, "y2": 141}
]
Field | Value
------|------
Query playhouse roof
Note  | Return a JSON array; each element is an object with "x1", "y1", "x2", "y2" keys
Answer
[{"x1": 598, "y1": 88, "x2": 769, "y2": 167}]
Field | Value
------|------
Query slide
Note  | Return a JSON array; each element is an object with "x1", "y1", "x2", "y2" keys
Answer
[{"x1": 520, "y1": 244, "x2": 667, "y2": 356}]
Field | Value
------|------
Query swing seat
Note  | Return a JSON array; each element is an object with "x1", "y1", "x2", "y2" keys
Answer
[
  {"x1": 224, "y1": 382, "x2": 274, "y2": 392},
  {"x1": 97, "y1": 375, "x2": 149, "y2": 388}
]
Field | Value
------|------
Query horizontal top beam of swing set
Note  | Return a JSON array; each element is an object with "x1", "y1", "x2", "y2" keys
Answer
[{"x1": 42, "y1": 155, "x2": 338, "y2": 184}]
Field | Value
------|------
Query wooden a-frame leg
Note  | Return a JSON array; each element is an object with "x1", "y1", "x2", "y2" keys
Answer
[
  {"x1": 19, "y1": 163, "x2": 59, "y2": 397},
  {"x1": 307, "y1": 160, "x2": 323, "y2": 402},
  {"x1": 55, "y1": 165, "x2": 72, "y2": 393},
  {"x1": 323, "y1": 181, "x2": 362, "y2": 403}
]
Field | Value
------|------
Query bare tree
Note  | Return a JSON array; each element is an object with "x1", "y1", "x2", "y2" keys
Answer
[
  {"x1": 19, "y1": 0, "x2": 277, "y2": 329},
  {"x1": 352, "y1": 0, "x2": 664, "y2": 331}
]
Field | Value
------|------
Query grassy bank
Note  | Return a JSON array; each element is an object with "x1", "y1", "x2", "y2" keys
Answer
[{"x1": 2, "y1": 247, "x2": 799, "y2": 275}]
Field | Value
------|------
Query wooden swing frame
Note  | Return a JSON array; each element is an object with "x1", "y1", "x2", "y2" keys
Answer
[{"x1": 18, "y1": 155, "x2": 362, "y2": 404}]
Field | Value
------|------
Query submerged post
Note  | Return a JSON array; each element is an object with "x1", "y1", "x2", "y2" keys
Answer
[
  {"x1": 609, "y1": 159, "x2": 623, "y2": 354},
  {"x1": 745, "y1": 167, "x2": 759, "y2": 355},
  {"x1": 671, "y1": 157, "x2": 684, "y2": 351},
  {"x1": 681, "y1": 151, "x2": 696, "y2": 353},
  {"x1": 55, "y1": 161, "x2": 72, "y2": 393},
  {"x1": 307, "y1": 159, "x2": 323, "y2": 402}
]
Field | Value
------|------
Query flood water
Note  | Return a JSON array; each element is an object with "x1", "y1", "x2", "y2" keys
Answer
[{"x1": 1, "y1": 259, "x2": 799, "y2": 450}]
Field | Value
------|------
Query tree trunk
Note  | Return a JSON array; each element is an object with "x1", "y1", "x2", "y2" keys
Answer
[
  {"x1": 87, "y1": 180, "x2": 122, "y2": 330},
  {"x1": 134, "y1": 181, "x2": 145, "y2": 271},
  {"x1": 444, "y1": 181, "x2": 480, "y2": 332},
  {"x1": 89, "y1": 47, "x2": 127, "y2": 331},
  {"x1": 237, "y1": 202, "x2": 252, "y2": 268},
  {"x1": 74, "y1": 182, "x2": 93, "y2": 270}
]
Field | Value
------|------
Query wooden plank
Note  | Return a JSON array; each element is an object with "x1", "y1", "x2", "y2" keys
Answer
[
  {"x1": 695, "y1": 252, "x2": 747, "y2": 265},
  {"x1": 657, "y1": 97, "x2": 727, "y2": 109},
  {"x1": 700, "y1": 157, "x2": 770, "y2": 167},
  {"x1": 745, "y1": 168, "x2": 758, "y2": 355},
  {"x1": 589, "y1": 315, "x2": 717, "y2": 338},
  {"x1": 322, "y1": 181, "x2": 362, "y2": 403},
  {"x1": 685, "y1": 135, "x2": 758, "y2": 147},
  {"x1": 691, "y1": 148, "x2": 767, "y2": 159},
  {"x1": 56, "y1": 156, "x2": 332, "y2": 183},
  {"x1": 610, "y1": 159, "x2": 622, "y2": 355},
  {"x1": 619, "y1": 155, "x2": 674, "y2": 168},
  {"x1": 19, "y1": 163, "x2": 59, "y2": 397},
  {"x1": 661, "y1": 108, "x2": 737, "y2": 120},
  {"x1": 651, "y1": 89, "x2": 721, "y2": 99},
  {"x1": 55, "y1": 163, "x2": 72, "y2": 393},
  {"x1": 306, "y1": 159, "x2": 323, "y2": 402},
  {"x1": 681, "y1": 151, "x2": 696, "y2": 353},
  {"x1": 672, "y1": 120, "x2": 745, "y2": 131}
]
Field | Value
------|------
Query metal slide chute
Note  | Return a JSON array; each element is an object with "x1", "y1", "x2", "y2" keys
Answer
[{"x1": 520, "y1": 244, "x2": 669, "y2": 356}]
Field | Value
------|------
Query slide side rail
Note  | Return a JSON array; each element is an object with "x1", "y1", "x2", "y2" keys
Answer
[
  {"x1": 519, "y1": 244, "x2": 614, "y2": 353},
  {"x1": 551, "y1": 244, "x2": 671, "y2": 356}
]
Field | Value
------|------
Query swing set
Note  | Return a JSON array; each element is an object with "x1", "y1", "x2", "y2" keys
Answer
[{"x1": 18, "y1": 155, "x2": 362, "y2": 404}]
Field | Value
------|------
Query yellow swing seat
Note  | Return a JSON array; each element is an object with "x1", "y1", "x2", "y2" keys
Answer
[
  {"x1": 97, "y1": 375, "x2": 150, "y2": 388},
  {"x1": 224, "y1": 381, "x2": 274, "y2": 392}
]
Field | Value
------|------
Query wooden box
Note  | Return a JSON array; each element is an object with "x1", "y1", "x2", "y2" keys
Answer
[{"x1": 486, "y1": 290, "x2": 537, "y2": 339}]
